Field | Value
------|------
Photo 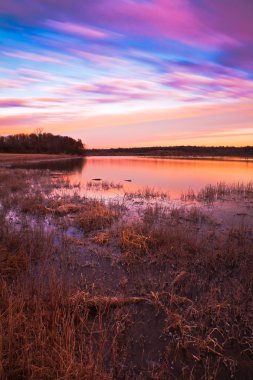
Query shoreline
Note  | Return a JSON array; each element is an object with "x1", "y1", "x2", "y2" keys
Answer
[
  {"x1": 85, "y1": 154, "x2": 253, "y2": 163},
  {"x1": 1, "y1": 153, "x2": 252, "y2": 166},
  {"x1": 0, "y1": 153, "x2": 84, "y2": 167}
]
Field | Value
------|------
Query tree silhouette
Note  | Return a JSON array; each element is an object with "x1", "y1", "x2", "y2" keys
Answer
[{"x1": 0, "y1": 133, "x2": 85, "y2": 155}]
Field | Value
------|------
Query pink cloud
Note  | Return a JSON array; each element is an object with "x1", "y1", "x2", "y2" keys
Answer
[
  {"x1": 2, "y1": 50, "x2": 60, "y2": 63},
  {"x1": 0, "y1": 114, "x2": 38, "y2": 126},
  {"x1": 93, "y1": 0, "x2": 253, "y2": 47},
  {"x1": 0, "y1": 97, "x2": 65, "y2": 109},
  {"x1": 34, "y1": 97, "x2": 64, "y2": 103},
  {"x1": 90, "y1": 0, "x2": 203, "y2": 45},
  {"x1": 0, "y1": 98, "x2": 29, "y2": 107},
  {"x1": 70, "y1": 49, "x2": 128, "y2": 69},
  {"x1": 195, "y1": 0, "x2": 253, "y2": 44},
  {"x1": 46, "y1": 20, "x2": 111, "y2": 39},
  {"x1": 161, "y1": 70, "x2": 253, "y2": 101},
  {"x1": 17, "y1": 68, "x2": 54, "y2": 81},
  {"x1": 66, "y1": 77, "x2": 159, "y2": 104},
  {"x1": 66, "y1": 0, "x2": 243, "y2": 48},
  {"x1": 2, "y1": 1, "x2": 253, "y2": 49},
  {"x1": 0, "y1": 77, "x2": 41, "y2": 89}
]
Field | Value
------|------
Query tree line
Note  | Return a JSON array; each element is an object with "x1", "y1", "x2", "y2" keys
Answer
[
  {"x1": 86, "y1": 146, "x2": 253, "y2": 158},
  {"x1": 0, "y1": 133, "x2": 85, "y2": 155}
]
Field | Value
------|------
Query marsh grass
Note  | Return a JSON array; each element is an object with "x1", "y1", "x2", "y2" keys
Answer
[
  {"x1": 91, "y1": 231, "x2": 110, "y2": 245},
  {"x1": 75, "y1": 200, "x2": 120, "y2": 233},
  {"x1": 1, "y1": 168, "x2": 253, "y2": 379},
  {"x1": 125, "y1": 186, "x2": 169, "y2": 200},
  {"x1": 117, "y1": 209, "x2": 253, "y2": 379},
  {"x1": 0, "y1": 211, "x2": 129, "y2": 379},
  {"x1": 86, "y1": 180, "x2": 123, "y2": 191},
  {"x1": 181, "y1": 181, "x2": 253, "y2": 203}
]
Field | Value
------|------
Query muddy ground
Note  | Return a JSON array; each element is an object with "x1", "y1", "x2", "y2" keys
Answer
[{"x1": 0, "y1": 167, "x2": 253, "y2": 379}]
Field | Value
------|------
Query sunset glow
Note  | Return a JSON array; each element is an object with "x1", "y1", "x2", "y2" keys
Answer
[{"x1": 1, "y1": 0, "x2": 253, "y2": 147}]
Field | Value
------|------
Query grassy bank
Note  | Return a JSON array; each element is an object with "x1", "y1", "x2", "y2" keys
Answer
[
  {"x1": 0, "y1": 153, "x2": 83, "y2": 166},
  {"x1": 0, "y1": 168, "x2": 253, "y2": 379}
]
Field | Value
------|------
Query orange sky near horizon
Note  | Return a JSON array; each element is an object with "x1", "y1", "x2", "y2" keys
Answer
[
  {"x1": 1, "y1": 101, "x2": 252, "y2": 148},
  {"x1": 1, "y1": 1, "x2": 253, "y2": 148}
]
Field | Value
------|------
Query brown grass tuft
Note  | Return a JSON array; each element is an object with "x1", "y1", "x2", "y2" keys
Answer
[{"x1": 76, "y1": 201, "x2": 119, "y2": 232}]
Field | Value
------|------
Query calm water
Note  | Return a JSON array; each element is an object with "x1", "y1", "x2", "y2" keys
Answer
[{"x1": 61, "y1": 156, "x2": 253, "y2": 199}]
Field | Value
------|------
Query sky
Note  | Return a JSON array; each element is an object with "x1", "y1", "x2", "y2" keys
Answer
[{"x1": 0, "y1": 0, "x2": 253, "y2": 148}]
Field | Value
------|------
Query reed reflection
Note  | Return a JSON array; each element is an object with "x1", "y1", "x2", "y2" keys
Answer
[
  {"x1": 13, "y1": 157, "x2": 86, "y2": 173},
  {"x1": 66, "y1": 156, "x2": 253, "y2": 198}
]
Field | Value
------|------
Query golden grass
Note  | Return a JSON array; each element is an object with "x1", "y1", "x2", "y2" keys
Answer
[
  {"x1": 91, "y1": 232, "x2": 110, "y2": 245},
  {"x1": 1, "y1": 168, "x2": 253, "y2": 378},
  {"x1": 121, "y1": 226, "x2": 155, "y2": 260},
  {"x1": 75, "y1": 201, "x2": 119, "y2": 232},
  {"x1": 50, "y1": 203, "x2": 84, "y2": 216},
  {"x1": 0, "y1": 218, "x2": 124, "y2": 379},
  {"x1": 70, "y1": 291, "x2": 148, "y2": 308},
  {"x1": 0, "y1": 153, "x2": 73, "y2": 164}
]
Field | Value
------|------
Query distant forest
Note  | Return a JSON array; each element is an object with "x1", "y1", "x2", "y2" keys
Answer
[
  {"x1": 0, "y1": 133, "x2": 84, "y2": 155},
  {"x1": 87, "y1": 146, "x2": 253, "y2": 158}
]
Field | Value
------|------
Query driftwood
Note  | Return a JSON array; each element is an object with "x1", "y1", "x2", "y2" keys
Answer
[
  {"x1": 54, "y1": 204, "x2": 83, "y2": 215},
  {"x1": 44, "y1": 203, "x2": 83, "y2": 216},
  {"x1": 70, "y1": 292, "x2": 149, "y2": 309}
]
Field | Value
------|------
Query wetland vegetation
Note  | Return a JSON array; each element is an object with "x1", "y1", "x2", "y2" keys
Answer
[{"x1": 0, "y1": 157, "x2": 253, "y2": 379}]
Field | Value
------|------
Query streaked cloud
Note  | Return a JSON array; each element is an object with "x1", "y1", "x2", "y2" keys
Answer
[
  {"x1": 46, "y1": 20, "x2": 113, "y2": 40},
  {"x1": 2, "y1": 50, "x2": 61, "y2": 63},
  {"x1": 0, "y1": 98, "x2": 30, "y2": 108},
  {"x1": 0, "y1": 0, "x2": 252, "y2": 146}
]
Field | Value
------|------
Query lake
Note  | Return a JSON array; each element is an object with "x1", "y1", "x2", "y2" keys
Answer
[{"x1": 61, "y1": 156, "x2": 253, "y2": 199}]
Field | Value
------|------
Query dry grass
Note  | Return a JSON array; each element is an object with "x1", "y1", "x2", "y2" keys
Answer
[
  {"x1": 1, "y1": 168, "x2": 253, "y2": 379},
  {"x1": 117, "y1": 212, "x2": 253, "y2": 378},
  {"x1": 121, "y1": 225, "x2": 156, "y2": 261},
  {"x1": 181, "y1": 181, "x2": 253, "y2": 203},
  {"x1": 50, "y1": 203, "x2": 84, "y2": 216},
  {"x1": 0, "y1": 213, "x2": 126, "y2": 379},
  {"x1": 91, "y1": 232, "x2": 110, "y2": 245},
  {"x1": 125, "y1": 186, "x2": 169, "y2": 200},
  {"x1": 86, "y1": 180, "x2": 123, "y2": 191},
  {"x1": 70, "y1": 291, "x2": 148, "y2": 308},
  {"x1": 0, "y1": 280, "x2": 126, "y2": 379},
  {"x1": 0, "y1": 153, "x2": 73, "y2": 164},
  {"x1": 75, "y1": 200, "x2": 120, "y2": 233}
]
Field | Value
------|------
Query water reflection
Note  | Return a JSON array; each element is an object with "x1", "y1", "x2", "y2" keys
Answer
[
  {"x1": 13, "y1": 157, "x2": 86, "y2": 173},
  {"x1": 14, "y1": 156, "x2": 252, "y2": 199},
  {"x1": 66, "y1": 156, "x2": 253, "y2": 198}
]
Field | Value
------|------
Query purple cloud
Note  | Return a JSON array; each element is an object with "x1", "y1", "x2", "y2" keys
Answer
[
  {"x1": 2, "y1": 0, "x2": 252, "y2": 48},
  {"x1": 0, "y1": 98, "x2": 29, "y2": 107},
  {"x1": 46, "y1": 20, "x2": 112, "y2": 40},
  {"x1": 65, "y1": 78, "x2": 157, "y2": 103},
  {"x1": 0, "y1": 97, "x2": 66, "y2": 108},
  {"x1": 2, "y1": 1, "x2": 253, "y2": 77},
  {"x1": 1, "y1": 0, "x2": 253, "y2": 147}
]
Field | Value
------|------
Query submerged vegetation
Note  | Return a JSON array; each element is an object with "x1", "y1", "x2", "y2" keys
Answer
[{"x1": 0, "y1": 167, "x2": 253, "y2": 379}]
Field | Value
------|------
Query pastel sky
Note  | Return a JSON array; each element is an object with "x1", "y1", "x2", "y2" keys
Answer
[{"x1": 0, "y1": 0, "x2": 253, "y2": 147}]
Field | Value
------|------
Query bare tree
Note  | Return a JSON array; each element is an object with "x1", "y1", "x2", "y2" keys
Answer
[{"x1": 34, "y1": 128, "x2": 44, "y2": 136}]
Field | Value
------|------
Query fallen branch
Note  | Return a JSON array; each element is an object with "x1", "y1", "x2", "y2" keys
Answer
[{"x1": 70, "y1": 292, "x2": 149, "y2": 309}]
